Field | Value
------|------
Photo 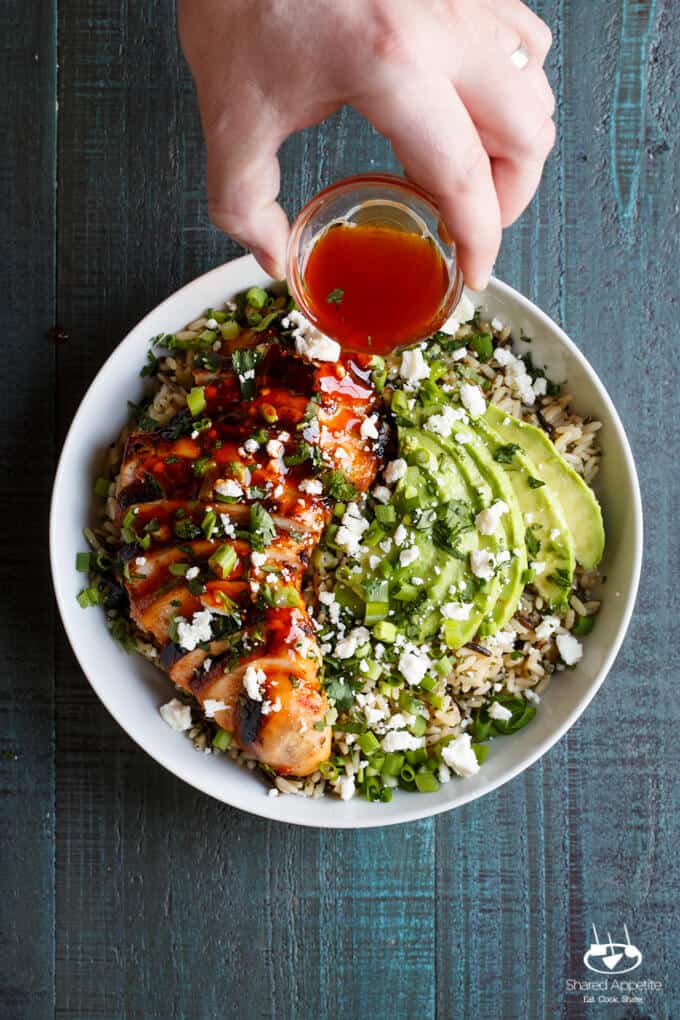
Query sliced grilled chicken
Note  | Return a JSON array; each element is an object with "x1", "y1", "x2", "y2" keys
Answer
[{"x1": 113, "y1": 338, "x2": 384, "y2": 776}]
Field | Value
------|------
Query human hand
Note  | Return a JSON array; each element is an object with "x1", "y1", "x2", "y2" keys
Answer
[{"x1": 179, "y1": 0, "x2": 554, "y2": 289}]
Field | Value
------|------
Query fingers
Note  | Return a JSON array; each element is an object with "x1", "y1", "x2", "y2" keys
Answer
[
  {"x1": 453, "y1": 14, "x2": 556, "y2": 227},
  {"x1": 355, "y1": 72, "x2": 501, "y2": 290},
  {"x1": 488, "y1": 0, "x2": 553, "y2": 64},
  {"x1": 201, "y1": 106, "x2": 290, "y2": 279}
]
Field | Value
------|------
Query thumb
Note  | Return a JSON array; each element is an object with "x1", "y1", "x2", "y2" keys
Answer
[{"x1": 203, "y1": 115, "x2": 290, "y2": 280}]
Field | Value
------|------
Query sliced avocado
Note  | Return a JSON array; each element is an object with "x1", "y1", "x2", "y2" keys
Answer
[
  {"x1": 473, "y1": 417, "x2": 576, "y2": 609},
  {"x1": 484, "y1": 404, "x2": 604, "y2": 568},
  {"x1": 390, "y1": 428, "x2": 501, "y2": 647},
  {"x1": 443, "y1": 427, "x2": 527, "y2": 631}
]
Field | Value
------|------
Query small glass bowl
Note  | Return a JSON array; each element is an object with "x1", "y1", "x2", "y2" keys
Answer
[{"x1": 286, "y1": 173, "x2": 464, "y2": 340}]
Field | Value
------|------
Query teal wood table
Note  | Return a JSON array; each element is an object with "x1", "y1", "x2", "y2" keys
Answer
[{"x1": 1, "y1": 2, "x2": 678, "y2": 1017}]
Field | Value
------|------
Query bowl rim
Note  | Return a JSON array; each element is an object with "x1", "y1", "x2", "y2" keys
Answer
[{"x1": 50, "y1": 255, "x2": 643, "y2": 828}]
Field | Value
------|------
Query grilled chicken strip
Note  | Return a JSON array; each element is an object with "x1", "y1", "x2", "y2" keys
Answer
[{"x1": 114, "y1": 339, "x2": 385, "y2": 776}]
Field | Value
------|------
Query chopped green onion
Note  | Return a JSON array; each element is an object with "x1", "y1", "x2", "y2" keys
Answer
[
  {"x1": 186, "y1": 387, "x2": 207, "y2": 417},
  {"x1": 372, "y1": 620, "x2": 397, "y2": 643},
  {"x1": 219, "y1": 320, "x2": 240, "y2": 341},
  {"x1": 359, "y1": 731, "x2": 380, "y2": 755},
  {"x1": 75, "y1": 552, "x2": 92, "y2": 572},
  {"x1": 381, "y1": 752, "x2": 405, "y2": 777},
  {"x1": 169, "y1": 562, "x2": 189, "y2": 576},
  {"x1": 415, "y1": 770, "x2": 440, "y2": 793},
  {"x1": 201, "y1": 509, "x2": 217, "y2": 539},
  {"x1": 212, "y1": 729, "x2": 232, "y2": 751},
  {"x1": 246, "y1": 286, "x2": 268, "y2": 309},
  {"x1": 319, "y1": 761, "x2": 338, "y2": 781},
  {"x1": 572, "y1": 614, "x2": 595, "y2": 636},
  {"x1": 374, "y1": 504, "x2": 396, "y2": 526},
  {"x1": 400, "y1": 763, "x2": 416, "y2": 783},
  {"x1": 210, "y1": 544, "x2": 238, "y2": 579},
  {"x1": 470, "y1": 332, "x2": 493, "y2": 362},
  {"x1": 93, "y1": 476, "x2": 110, "y2": 497}
]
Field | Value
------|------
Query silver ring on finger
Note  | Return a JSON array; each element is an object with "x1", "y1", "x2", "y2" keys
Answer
[{"x1": 510, "y1": 43, "x2": 530, "y2": 70}]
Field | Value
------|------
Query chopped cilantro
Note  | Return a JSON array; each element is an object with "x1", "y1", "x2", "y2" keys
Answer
[
  {"x1": 528, "y1": 476, "x2": 545, "y2": 489},
  {"x1": 525, "y1": 526, "x2": 541, "y2": 559},
  {"x1": 494, "y1": 443, "x2": 521, "y2": 464},
  {"x1": 322, "y1": 470, "x2": 359, "y2": 502},
  {"x1": 326, "y1": 288, "x2": 344, "y2": 305},
  {"x1": 231, "y1": 348, "x2": 263, "y2": 399},
  {"x1": 250, "y1": 502, "x2": 276, "y2": 551}
]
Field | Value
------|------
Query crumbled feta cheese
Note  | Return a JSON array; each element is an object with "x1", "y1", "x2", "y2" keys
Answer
[
  {"x1": 219, "y1": 514, "x2": 236, "y2": 538},
  {"x1": 441, "y1": 602, "x2": 473, "y2": 621},
  {"x1": 369, "y1": 554, "x2": 380, "y2": 570},
  {"x1": 451, "y1": 346, "x2": 468, "y2": 361},
  {"x1": 399, "y1": 546, "x2": 419, "y2": 567},
  {"x1": 381, "y1": 731, "x2": 426, "y2": 753},
  {"x1": 530, "y1": 560, "x2": 546, "y2": 575},
  {"x1": 475, "y1": 500, "x2": 508, "y2": 536},
  {"x1": 360, "y1": 414, "x2": 379, "y2": 440},
  {"x1": 424, "y1": 403, "x2": 468, "y2": 438},
  {"x1": 399, "y1": 348, "x2": 430, "y2": 386},
  {"x1": 266, "y1": 438, "x2": 284, "y2": 458},
  {"x1": 496, "y1": 549, "x2": 511, "y2": 564},
  {"x1": 550, "y1": 528, "x2": 560, "y2": 541},
  {"x1": 438, "y1": 763, "x2": 452, "y2": 784},
  {"x1": 337, "y1": 775, "x2": 356, "y2": 801},
  {"x1": 491, "y1": 316, "x2": 504, "y2": 331},
  {"x1": 318, "y1": 591, "x2": 335, "y2": 606},
  {"x1": 372, "y1": 485, "x2": 391, "y2": 504},
  {"x1": 335, "y1": 502, "x2": 369, "y2": 557},
  {"x1": 261, "y1": 697, "x2": 282, "y2": 715},
  {"x1": 488, "y1": 701, "x2": 513, "y2": 722},
  {"x1": 470, "y1": 549, "x2": 495, "y2": 580},
  {"x1": 533, "y1": 376, "x2": 548, "y2": 396},
  {"x1": 556, "y1": 632, "x2": 583, "y2": 665},
  {"x1": 459, "y1": 383, "x2": 486, "y2": 418},
  {"x1": 159, "y1": 698, "x2": 192, "y2": 732},
  {"x1": 215, "y1": 478, "x2": 243, "y2": 499},
  {"x1": 535, "y1": 615, "x2": 561, "y2": 641},
  {"x1": 398, "y1": 648, "x2": 432, "y2": 686},
  {"x1": 440, "y1": 291, "x2": 476, "y2": 332},
  {"x1": 135, "y1": 556, "x2": 146, "y2": 566},
  {"x1": 524, "y1": 689, "x2": 541, "y2": 705},
  {"x1": 206, "y1": 317, "x2": 218, "y2": 330},
  {"x1": 250, "y1": 550, "x2": 266, "y2": 568},
  {"x1": 393, "y1": 524, "x2": 408, "y2": 547},
  {"x1": 454, "y1": 432, "x2": 471, "y2": 444},
  {"x1": 299, "y1": 477, "x2": 323, "y2": 495},
  {"x1": 177, "y1": 609, "x2": 214, "y2": 651},
  {"x1": 185, "y1": 565, "x2": 199, "y2": 580},
  {"x1": 243, "y1": 664, "x2": 267, "y2": 701},
  {"x1": 493, "y1": 347, "x2": 516, "y2": 367},
  {"x1": 487, "y1": 629, "x2": 516, "y2": 653},
  {"x1": 335, "y1": 635, "x2": 358, "y2": 659},
  {"x1": 384, "y1": 458, "x2": 407, "y2": 485},
  {"x1": 441, "y1": 733, "x2": 480, "y2": 777},
  {"x1": 191, "y1": 430, "x2": 199, "y2": 440},
  {"x1": 287, "y1": 310, "x2": 341, "y2": 362},
  {"x1": 203, "y1": 698, "x2": 228, "y2": 718},
  {"x1": 244, "y1": 437, "x2": 260, "y2": 453}
]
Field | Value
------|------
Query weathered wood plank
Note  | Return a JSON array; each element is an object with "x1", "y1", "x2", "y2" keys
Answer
[{"x1": 0, "y1": 3, "x2": 57, "y2": 1018}]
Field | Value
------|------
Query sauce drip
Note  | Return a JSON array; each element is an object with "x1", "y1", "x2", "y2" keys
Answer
[{"x1": 303, "y1": 223, "x2": 450, "y2": 354}]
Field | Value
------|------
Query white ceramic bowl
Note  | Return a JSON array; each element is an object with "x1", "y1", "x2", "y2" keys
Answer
[{"x1": 50, "y1": 255, "x2": 642, "y2": 828}]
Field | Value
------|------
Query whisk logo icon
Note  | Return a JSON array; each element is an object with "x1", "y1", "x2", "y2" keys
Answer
[{"x1": 584, "y1": 924, "x2": 643, "y2": 975}]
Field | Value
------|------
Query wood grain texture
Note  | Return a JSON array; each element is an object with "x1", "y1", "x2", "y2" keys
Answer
[
  {"x1": 0, "y1": 3, "x2": 57, "y2": 1019},
  {"x1": 1, "y1": 0, "x2": 679, "y2": 1017}
]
